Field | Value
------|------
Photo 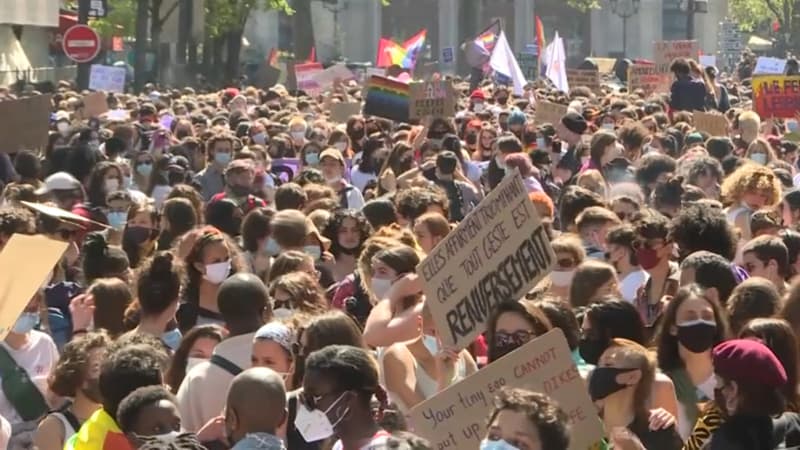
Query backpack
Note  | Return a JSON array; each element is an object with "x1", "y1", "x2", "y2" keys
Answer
[
  {"x1": 339, "y1": 185, "x2": 354, "y2": 209},
  {"x1": 0, "y1": 346, "x2": 49, "y2": 421}
]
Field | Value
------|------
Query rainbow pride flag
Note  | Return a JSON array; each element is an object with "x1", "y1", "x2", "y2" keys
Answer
[
  {"x1": 401, "y1": 29, "x2": 427, "y2": 69},
  {"x1": 64, "y1": 409, "x2": 134, "y2": 450},
  {"x1": 363, "y1": 75, "x2": 410, "y2": 123},
  {"x1": 377, "y1": 38, "x2": 408, "y2": 68}
]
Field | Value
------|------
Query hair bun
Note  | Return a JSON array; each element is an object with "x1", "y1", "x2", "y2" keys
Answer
[
  {"x1": 150, "y1": 251, "x2": 174, "y2": 279},
  {"x1": 83, "y1": 232, "x2": 108, "y2": 257}
]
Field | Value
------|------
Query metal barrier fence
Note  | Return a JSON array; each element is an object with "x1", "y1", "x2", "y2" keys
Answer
[{"x1": 0, "y1": 66, "x2": 77, "y2": 87}]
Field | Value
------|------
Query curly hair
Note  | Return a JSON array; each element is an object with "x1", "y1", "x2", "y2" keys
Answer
[
  {"x1": 486, "y1": 387, "x2": 570, "y2": 450},
  {"x1": 0, "y1": 206, "x2": 35, "y2": 239},
  {"x1": 305, "y1": 345, "x2": 382, "y2": 408},
  {"x1": 117, "y1": 385, "x2": 177, "y2": 432},
  {"x1": 323, "y1": 209, "x2": 372, "y2": 258},
  {"x1": 721, "y1": 163, "x2": 782, "y2": 207},
  {"x1": 49, "y1": 331, "x2": 112, "y2": 397},
  {"x1": 394, "y1": 186, "x2": 450, "y2": 224},
  {"x1": 268, "y1": 272, "x2": 328, "y2": 315},
  {"x1": 669, "y1": 203, "x2": 738, "y2": 260}
]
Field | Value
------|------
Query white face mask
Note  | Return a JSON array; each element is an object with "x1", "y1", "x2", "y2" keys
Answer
[
  {"x1": 601, "y1": 122, "x2": 615, "y2": 131},
  {"x1": 304, "y1": 245, "x2": 322, "y2": 261},
  {"x1": 104, "y1": 178, "x2": 120, "y2": 193},
  {"x1": 473, "y1": 103, "x2": 484, "y2": 113},
  {"x1": 750, "y1": 153, "x2": 768, "y2": 165},
  {"x1": 422, "y1": 334, "x2": 439, "y2": 356},
  {"x1": 294, "y1": 392, "x2": 349, "y2": 443},
  {"x1": 57, "y1": 121, "x2": 70, "y2": 136},
  {"x1": 370, "y1": 277, "x2": 393, "y2": 300},
  {"x1": 252, "y1": 132, "x2": 267, "y2": 145},
  {"x1": 325, "y1": 175, "x2": 342, "y2": 185},
  {"x1": 150, "y1": 431, "x2": 181, "y2": 443},
  {"x1": 186, "y1": 357, "x2": 206, "y2": 372},
  {"x1": 550, "y1": 270, "x2": 575, "y2": 287},
  {"x1": 273, "y1": 307, "x2": 293, "y2": 320},
  {"x1": 203, "y1": 261, "x2": 231, "y2": 284},
  {"x1": 334, "y1": 142, "x2": 348, "y2": 152},
  {"x1": 291, "y1": 131, "x2": 306, "y2": 141}
]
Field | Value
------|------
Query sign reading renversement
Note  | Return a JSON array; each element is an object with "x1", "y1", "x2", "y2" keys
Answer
[
  {"x1": 409, "y1": 329, "x2": 604, "y2": 450},
  {"x1": 753, "y1": 75, "x2": 800, "y2": 119},
  {"x1": 417, "y1": 173, "x2": 555, "y2": 349}
]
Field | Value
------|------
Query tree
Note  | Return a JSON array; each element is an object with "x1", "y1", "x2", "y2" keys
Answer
[{"x1": 729, "y1": 0, "x2": 800, "y2": 54}]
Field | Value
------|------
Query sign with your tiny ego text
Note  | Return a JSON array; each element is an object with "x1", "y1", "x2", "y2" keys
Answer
[
  {"x1": 417, "y1": 173, "x2": 555, "y2": 350},
  {"x1": 409, "y1": 329, "x2": 604, "y2": 450}
]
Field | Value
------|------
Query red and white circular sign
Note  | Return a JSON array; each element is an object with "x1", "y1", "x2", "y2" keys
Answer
[{"x1": 62, "y1": 25, "x2": 100, "y2": 63}]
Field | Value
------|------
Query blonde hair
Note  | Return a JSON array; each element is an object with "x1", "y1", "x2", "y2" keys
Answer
[
  {"x1": 721, "y1": 163, "x2": 782, "y2": 207},
  {"x1": 745, "y1": 138, "x2": 778, "y2": 164},
  {"x1": 576, "y1": 169, "x2": 607, "y2": 198},
  {"x1": 738, "y1": 111, "x2": 761, "y2": 144},
  {"x1": 551, "y1": 234, "x2": 586, "y2": 265}
]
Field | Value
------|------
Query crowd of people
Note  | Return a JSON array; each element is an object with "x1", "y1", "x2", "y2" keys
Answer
[{"x1": 0, "y1": 53, "x2": 798, "y2": 450}]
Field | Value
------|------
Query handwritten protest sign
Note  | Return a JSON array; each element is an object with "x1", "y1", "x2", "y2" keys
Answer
[
  {"x1": 294, "y1": 62, "x2": 324, "y2": 95},
  {"x1": 628, "y1": 64, "x2": 671, "y2": 96},
  {"x1": 79, "y1": 91, "x2": 108, "y2": 119},
  {"x1": 699, "y1": 55, "x2": 717, "y2": 68},
  {"x1": 363, "y1": 75, "x2": 410, "y2": 123},
  {"x1": 409, "y1": 80, "x2": 456, "y2": 119},
  {"x1": 694, "y1": 111, "x2": 728, "y2": 137},
  {"x1": 754, "y1": 57, "x2": 787, "y2": 75},
  {"x1": 0, "y1": 235, "x2": 67, "y2": 340},
  {"x1": 331, "y1": 102, "x2": 362, "y2": 123},
  {"x1": 753, "y1": 75, "x2": 800, "y2": 118},
  {"x1": 566, "y1": 69, "x2": 601, "y2": 92},
  {"x1": 653, "y1": 40, "x2": 698, "y2": 73},
  {"x1": 409, "y1": 329, "x2": 603, "y2": 450},
  {"x1": 418, "y1": 173, "x2": 555, "y2": 349},
  {"x1": 89, "y1": 64, "x2": 126, "y2": 93},
  {"x1": 0, "y1": 95, "x2": 51, "y2": 153},
  {"x1": 312, "y1": 64, "x2": 356, "y2": 89},
  {"x1": 535, "y1": 101, "x2": 568, "y2": 126}
]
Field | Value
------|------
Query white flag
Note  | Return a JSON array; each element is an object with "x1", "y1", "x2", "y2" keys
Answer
[
  {"x1": 489, "y1": 30, "x2": 527, "y2": 96},
  {"x1": 544, "y1": 31, "x2": 569, "y2": 93}
]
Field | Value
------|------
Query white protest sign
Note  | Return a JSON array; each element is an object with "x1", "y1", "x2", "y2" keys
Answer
[
  {"x1": 754, "y1": 57, "x2": 787, "y2": 74},
  {"x1": 409, "y1": 329, "x2": 604, "y2": 450},
  {"x1": 88, "y1": 64, "x2": 126, "y2": 93},
  {"x1": 699, "y1": 54, "x2": 717, "y2": 68},
  {"x1": 312, "y1": 64, "x2": 356, "y2": 89},
  {"x1": 418, "y1": 173, "x2": 555, "y2": 349}
]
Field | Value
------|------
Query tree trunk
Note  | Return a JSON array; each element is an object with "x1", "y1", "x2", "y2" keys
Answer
[
  {"x1": 176, "y1": 0, "x2": 191, "y2": 64},
  {"x1": 212, "y1": 36, "x2": 225, "y2": 84},
  {"x1": 224, "y1": 29, "x2": 245, "y2": 84},
  {"x1": 134, "y1": 0, "x2": 149, "y2": 92},
  {"x1": 293, "y1": 0, "x2": 315, "y2": 60},
  {"x1": 150, "y1": 0, "x2": 162, "y2": 83}
]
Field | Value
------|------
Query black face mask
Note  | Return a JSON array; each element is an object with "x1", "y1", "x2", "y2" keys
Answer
[
  {"x1": 124, "y1": 226, "x2": 153, "y2": 246},
  {"x1": 465, "y1": 133, "x2": 478, "y2": 146},
  {"x1": 677, "y1": 320, "x2": 717, "y2": 353},
  {"x1": 579, "y1": 336, "x2": 608, "y2": 365},
  {"x1": 349, "y1": 129, "x2": 365, "y2": 141},
  {"x1": 589, "y1": 367, "x2": 637, "y2": 401},
  {"x1": 496, "y1": 96, "x2": 509, "y2": 105}
]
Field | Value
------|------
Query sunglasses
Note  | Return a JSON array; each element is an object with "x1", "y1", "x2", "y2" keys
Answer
[
  {"x1": 556, "y1": 258, "x2": 576, "y2": 269},
  {"x1": 495, "y1": 330, "x2": 534, "y2": 348}
]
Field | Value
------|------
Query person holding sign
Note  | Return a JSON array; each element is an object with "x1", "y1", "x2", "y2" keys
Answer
[
  {"x1": 480, "y1": 387, "x2": 570, "y2": 450},
  {"x1": 589, "y1": 339, "x2": 683, "y2": 450},
  {"x1": 668, "y1": 58, "x2": 709, "y2": 113},
  {"x1": 381, "y1": 302, "x2": 477, "y2": 414}
]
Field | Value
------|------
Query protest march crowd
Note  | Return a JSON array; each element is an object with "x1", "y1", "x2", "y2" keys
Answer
[{"x1": 5, "y1": 20, "x2": 800, "y2": 450}]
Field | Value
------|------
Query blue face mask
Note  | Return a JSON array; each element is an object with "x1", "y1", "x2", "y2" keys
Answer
[
  {"x1": 162, "y1": 328, "x2": 182, "y2": 351},
  {"x1": 12, "y1": 312, "x2": 39, "y2": 334},
  {"x1": 305, "y1": 152, "x2": 320, "y2": 166},
  {"x1": 107, "y1": 211, "x2": 128, "y2": 229},
  {"x1": 304, "y1": 245, "x2": 322, "y2": 261},
  {"x1": 422, "y1": 334, "x2": 439, "y2": 356},
  {"x1": 264, "y1": 237, "x2": 280, "y2": 256},
  {"x1": 215, "y1": 152, "x2": 232, "y2": 166},
  {"x1": 136, "y1": 162, "x2": 153, "y2": 177},
  {"x1": 480, "y1": 439, "x2": 520, "y2": 450}
]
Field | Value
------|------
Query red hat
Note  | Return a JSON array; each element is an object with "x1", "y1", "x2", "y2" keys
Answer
[
  {"x1": 470, "y1": 89, "x2": 486, "y2": 101},
  {"x1": 467, "y1": 119, "x2": 483, "y2": 131},
  {"x1": 712, "y1": 339, "x2": 787, "y2": 388}
]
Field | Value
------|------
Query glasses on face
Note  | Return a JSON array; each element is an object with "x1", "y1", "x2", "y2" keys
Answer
[
  {"x1": 556, "y1": 258, "x2": 576, "y2": 270},
  {"x1": 495, "y1": 330, "x2": 534, "y2": 348}
]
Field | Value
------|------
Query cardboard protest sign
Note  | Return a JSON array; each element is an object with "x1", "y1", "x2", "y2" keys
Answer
[
  {"x1": 409, "y1": 329, "x2": 603, "y2": 450},
  {"x1": 78, "y1": 91, "x2": 109, "y2": 119},
  {"x1": 535, "y1": 101, "x2": 567, "y2": 126},
  {"x1": 331, "y1": 102, "x2": 362, "y2": 123},
  {"x1": 89, "y1": 64, "x2": 126, "y2": 93},
  {"x1": 0, "y1": 95, "x2": 51, "y2": 153},
  {"x1": 628, "y1": 64, "x2": 671, "y2": 96},
  {"x1": 409, "y1": 80, "x2": 456, "y2": 120},
  {"x1": 587, "y1": 57, "x2": 617, "y2": 74},
  {"x1": 754, "y1": 57, "x2": 787, "y2": 75},
  {"x1": 0, "y1": 235, "x2": 67, "y2": 339},
  {"x1": 312, "y1": 64, "x2": 356, "y2": 89},
  {"x1": 362, "y1": 75, "x2": 410, "y2": 123},
  {"x1": 21, "y1": 201, "x2": 110, "y2": 229},
  {"x1": 418, "y1": 173, "x2": 555, "y2": 349},
  {"x1": 653, "y1": 40, "x2": 699, "y2": 73},
  {"x1": 566, "y1": 69, "x2": 601, "y2": 92},
  {"x1": 699, "y1": 55, "x2": 717, "y2": 68},
  {"x1": 753, "y1": 75, "x2": 800, "y2": 118},
  {"x1": 294, "y1": 62, "x2": 324, "y2": 95},
  {"x1": 693, "y1": 111, "x2": 728, "y2": 137}
]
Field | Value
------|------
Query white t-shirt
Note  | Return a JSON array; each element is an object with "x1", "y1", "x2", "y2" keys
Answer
[
  {"x1": 620, "y1": 269, "x2": 649, "y2": 303},
  {"x1": 0, "y1": 331, "x2": 58, "y2": 425},
  {"x1": 350, "y1": 166, "x2": 377, "y2": 192},
  {"x1": 332, "y1": 431, "x2": 390, "y2": 450}
]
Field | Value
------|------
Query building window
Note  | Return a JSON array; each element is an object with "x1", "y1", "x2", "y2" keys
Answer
[{"x1": 663, "y1": 0, "x2": 687, "y2": 40}]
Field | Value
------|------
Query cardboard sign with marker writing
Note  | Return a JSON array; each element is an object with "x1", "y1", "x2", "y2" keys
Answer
[
  {"x1": 566, "y1": 69, "x2": 601, "y2": 92},
  {"x1": 409, "y1": 80, "x2": 456, "y2": 119},
  {"x1": 409, "y1": 329, "x2": 603, "y2": 450},
  {"x1": 535, "y1": 101, "x2": 568, "y2": 126},
  {"x1": 693, "y1": 111, "x2": 728, "y2": 137},
  {"x1": 78, "y1": 91, "x2": 109, "y2": 119},
  {"x1": 418, "y1": 173, "x2": 555, "y2": 349},
  {"x1": 628, "y1": 64, "x2": 671, "y2": 96},
  {"x1": 0, "y1": 95, "x2": 51, "y2": 153},
  {"x1": 331, "y1": 102, "x2": 362, "y2": 123},
  {"x1": 753, "y1": 75, "x2": 800, "y2": 118},
  {"x1": 0, "y1": 235, "x2": 67, "y2": 340},
  {"x1": 653, "y1": 40, "x2": 699, "y2": 73}
]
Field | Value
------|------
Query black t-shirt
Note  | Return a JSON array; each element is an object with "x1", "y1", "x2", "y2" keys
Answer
[{"x1": 628, "y1": 414, "x2": 683, "y2": 450}]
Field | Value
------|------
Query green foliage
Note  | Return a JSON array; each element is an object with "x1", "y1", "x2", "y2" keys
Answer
[
  {"x1": 729, "y1": 0, "x2": 777, "y2": 32},
  {"x1": 205, "y1": 0, "x2": 294, "y2": 37},
  {"x1": 566, "y1": 0, "x2": 600, "y2": 11},
  {"x1": 86, "y1": 0, "x2": 137, "y2": 37}
]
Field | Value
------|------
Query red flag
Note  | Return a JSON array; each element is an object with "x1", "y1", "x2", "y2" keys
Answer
[
  {"x1": 307, "y1": 47, "x2": 316, "y2": 63},
  {"x1": 376, "y1": 38, "x2": 395, "y2": 67},
  {"x1": 267, "y1": 48, "x2": 279, "y2": 67}
]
